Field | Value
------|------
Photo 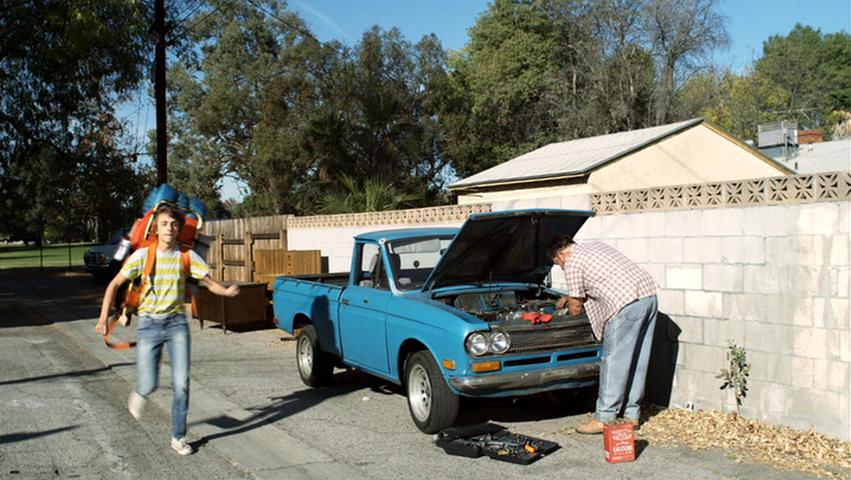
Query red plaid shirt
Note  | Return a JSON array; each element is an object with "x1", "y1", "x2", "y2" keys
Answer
[{"x1": 560, "y1": 241, "x2": 657, "y2": 340}]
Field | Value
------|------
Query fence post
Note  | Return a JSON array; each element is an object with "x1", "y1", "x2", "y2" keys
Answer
[
  {"x1": 217, "y1": 232, "x2": 225, "y2": 281},
  {"x1": 244, "y1": 228, "x2": 253, "y2": 282},
  {"x1": 279, "y1": 228, "x2": 288, "y2": 251}
]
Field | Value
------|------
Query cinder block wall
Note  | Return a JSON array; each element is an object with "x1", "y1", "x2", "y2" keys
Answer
[
  {"x1": 554, "y1": 201, "x2": 849, "y2": 441},
  {"x1": 285, "y1": 176, "x2": 850, "y2": 441}
]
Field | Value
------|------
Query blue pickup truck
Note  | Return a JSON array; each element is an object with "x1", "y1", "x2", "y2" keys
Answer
[{"x1": 272, "y1": 209, "x2": 601, "y2": 433}]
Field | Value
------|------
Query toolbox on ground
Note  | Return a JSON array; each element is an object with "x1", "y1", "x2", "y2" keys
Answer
[{"x1": 435, "y1": 423, "x2": 559, "y2": 465}]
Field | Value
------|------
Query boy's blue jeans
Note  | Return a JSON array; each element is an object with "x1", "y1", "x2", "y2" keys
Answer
[
  {"x1": 595, "y1": 295, "x2": 658, "y2": 423},
  {"x1": 135, "y1": 313, "x2": 190, "y2": 439}
]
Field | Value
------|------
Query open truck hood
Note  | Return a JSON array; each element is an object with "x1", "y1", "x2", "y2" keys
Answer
[{"x1": 422, "y1": 209, "x2": 594, "y2": 291}]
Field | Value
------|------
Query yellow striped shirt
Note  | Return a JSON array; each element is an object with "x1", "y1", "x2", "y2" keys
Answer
[{"x1": 120, "y1": 247, "x2": 210, "y2": 316}]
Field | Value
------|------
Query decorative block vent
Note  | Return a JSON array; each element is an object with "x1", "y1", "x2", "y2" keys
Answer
[{"x1": 591, "y1": 171, "x2": 851, "y2": 214}]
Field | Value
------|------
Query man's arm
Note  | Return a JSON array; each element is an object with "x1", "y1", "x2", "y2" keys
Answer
[
  {"x1": 555, "y1": 295, "x2": 585, "y2": 316},
  {"x1": 201, "y1": 276, "x2": 240, "y2": 297},
  {"x1": 95, "y1": 273, "x2": 129, "y2": 334}
]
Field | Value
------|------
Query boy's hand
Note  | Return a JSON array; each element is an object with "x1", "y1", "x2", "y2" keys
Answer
[
  {"x1": 224, "y1": 285, "x2": 240, "y2": 297},
  {"x1": 95, "y1": 317, "x2": 108, "y2": 335}
]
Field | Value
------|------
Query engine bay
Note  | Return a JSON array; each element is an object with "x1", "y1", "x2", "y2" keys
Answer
[{"x1": 439, "y1": 289, "x2": 578, "y2": 325}]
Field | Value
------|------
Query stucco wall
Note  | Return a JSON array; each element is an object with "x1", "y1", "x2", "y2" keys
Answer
[
  {"x1": 457, "y1": 183, "x2": 590, "y2": 205},
  {"x1": 588, "y1": 124, "x2": 787, "y2": 191}
]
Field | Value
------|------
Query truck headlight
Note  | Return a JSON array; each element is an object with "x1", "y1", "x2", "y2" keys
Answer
[
  {"x1": 490, "y1": 331, "x2": 510, "y2": 354},
  {"x1": 465, "y1": 332, "x2": 489, "y2": 356},
  {"x1": 465, "y1": 331, "x2": 511, "y2": 356}
]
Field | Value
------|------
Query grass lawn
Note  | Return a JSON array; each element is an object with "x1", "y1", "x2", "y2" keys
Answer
[{"x1": 0, "y1": 243, "x2": 96, "y2": 269}]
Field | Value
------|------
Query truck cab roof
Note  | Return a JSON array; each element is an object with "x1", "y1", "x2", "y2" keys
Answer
[{"x1": 354, "y1": 228, "x2": 459, "y2": 243}]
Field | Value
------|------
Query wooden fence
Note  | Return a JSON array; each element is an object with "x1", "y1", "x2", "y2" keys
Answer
[{"x1": 201, "y1": 216, "x2": 282, "y2": 282}]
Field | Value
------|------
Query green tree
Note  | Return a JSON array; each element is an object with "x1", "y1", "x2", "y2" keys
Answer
[
  {"x1": 705, "y1": 71, "x2": 790, "y2": 141},
  {"x1": 442, "y1": 0, "x2": 576, "y2": 179},
  {"x1": 755, "y1": 25, "x2": 851, "y2": 128},
  {"x1": 0, "y1": 0, "x2": 148, "y2": 243},
  {"x1": 318, "y1": 175, "x2": 418, "y2": 214},
  {"x1": 170, "y1": 2, "x2": 451, "y2": 215}
]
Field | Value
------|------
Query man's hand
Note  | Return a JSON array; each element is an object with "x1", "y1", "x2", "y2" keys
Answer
[
  {"x1": 555, "y1": 296, "x2": 585, "y2": 316},
  {"x1": 223, "y1": 284, "x2": 240, "y2": 297}
]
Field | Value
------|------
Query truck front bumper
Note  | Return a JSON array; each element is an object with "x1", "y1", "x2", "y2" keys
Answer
[{"x1": 448, "y1": 362, "x2": 600, "y2": 396}]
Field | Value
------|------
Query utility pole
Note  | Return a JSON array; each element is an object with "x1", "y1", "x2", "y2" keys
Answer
[{"x1": 154, "y1": 0, "x2": 168, "y2": 185}]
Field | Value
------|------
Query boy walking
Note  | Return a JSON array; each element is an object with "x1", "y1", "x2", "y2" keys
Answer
[{"x1": 96, "y1": 205, "x2": 239, "y2": 455}]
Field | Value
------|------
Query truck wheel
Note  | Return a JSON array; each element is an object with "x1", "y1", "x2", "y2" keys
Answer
[
  {"x1": 296, "y1": 325, "x2": 334, "y2": 387},
  {"x1": 405, "y1": 350, "x2": 459, "y2": 434}
]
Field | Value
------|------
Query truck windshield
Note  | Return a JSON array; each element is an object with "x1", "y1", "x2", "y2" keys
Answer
[{"x1": 386, "y1": 235, "x2": 454, "y2": 291}]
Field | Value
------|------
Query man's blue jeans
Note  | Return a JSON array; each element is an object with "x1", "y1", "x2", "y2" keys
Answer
[
  {"x1": 595, "y1": 295, "x2": 658, "y2": 423},
  {"x1": 135, "y1": 313, "x2": 190, "y2": 439}
]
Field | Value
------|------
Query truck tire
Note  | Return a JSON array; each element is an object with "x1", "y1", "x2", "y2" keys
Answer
[
  {"x1": 296, "y1": 325, "x2": 334, "y2": 387},
  {"x1": 405, "y1": 350, "x2": 459, "y2": 434}
]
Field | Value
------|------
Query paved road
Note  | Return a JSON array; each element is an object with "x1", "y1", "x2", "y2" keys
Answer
[
  {"x1": 0, "y1": 269, "x2": 825, "y2": 479},
  {"x1": 0, "y1": 298, "x2": 252, "y2": 479}
]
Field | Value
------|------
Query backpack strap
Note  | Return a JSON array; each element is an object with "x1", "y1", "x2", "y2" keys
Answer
[
  {"x1": 180, "y1": 248, "x2": 191, "y2": 278},
  {"x1": 140, "y1": 241, "x2": 158, "y2": 295},
  {"x1": 180, "y1": 248, "x2": 199, "y2": 317},
  {"x1": 104, "y1": 242, "x2": 162, "y2": 351}
]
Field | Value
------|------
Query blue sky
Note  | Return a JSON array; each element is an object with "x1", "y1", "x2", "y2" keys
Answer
[
  {"x1": 289, "y1": 0, "x2": 850, "y2": 71},
  {"x1": 129, "y1": 0, "x2": 850, "y2": 200}
]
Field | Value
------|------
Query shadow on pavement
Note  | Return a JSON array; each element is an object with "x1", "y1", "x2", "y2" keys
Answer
[
  {"x1": 455, "y1": 386, "x2": 598, "y2": 426},
  {"x1": 192, "y1": 370, "x2": 365, "y2": 448},
  {"x1": 0, "y1": 426, "x2": 79, "y2": 445},
  {"x1": 0, "y1": 363, "x2": 135, "y2": 387},
  {"x1": 0, "y1": 268, "x2": 106, "y2": 325}
]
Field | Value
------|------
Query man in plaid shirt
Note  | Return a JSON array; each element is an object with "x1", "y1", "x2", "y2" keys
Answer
[{"x1": 547, "y1": 235, "x2": 658, "y2": 434}]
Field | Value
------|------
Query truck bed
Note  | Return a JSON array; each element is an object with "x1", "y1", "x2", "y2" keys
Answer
[
  {"x1": 283, "y1": 272, "x2": 349, "y2": 286},
  {"x1": 272, "y1": 273, "x2": 348, "y2": 357}
]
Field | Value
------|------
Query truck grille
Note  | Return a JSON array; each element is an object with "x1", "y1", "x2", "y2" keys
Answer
[{"x1": 505, "y1": 319, "x2": 598, "y2": 354}]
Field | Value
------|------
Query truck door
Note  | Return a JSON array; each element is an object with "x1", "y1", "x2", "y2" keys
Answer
[{"x1": 340, "y1": 242, "x2": 391, "y2": 374}]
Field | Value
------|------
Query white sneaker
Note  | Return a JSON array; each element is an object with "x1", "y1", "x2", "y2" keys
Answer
[
  {"x1": 128, "y1": 391, "x2": 146, "y2": 420},
  {"x1": 171, "y1": 437, "x2": 193, "y2": 456}
]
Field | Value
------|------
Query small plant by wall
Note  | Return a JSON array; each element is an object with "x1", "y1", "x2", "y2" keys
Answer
[{"x1": 717, "y1": 341, "x2": 751, "y2": 415}]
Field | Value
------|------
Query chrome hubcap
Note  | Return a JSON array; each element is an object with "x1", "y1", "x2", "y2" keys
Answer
[
  {"x1": 408, "y1": 364, "x2": 432, "y2": 422},
  {"x1": 298, "y1": 336, "x2": 313, "y2": 376}
]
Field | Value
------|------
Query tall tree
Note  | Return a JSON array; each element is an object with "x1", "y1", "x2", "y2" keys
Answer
[
  {"x1": 170, "y1": 2, "x2": 451, "y2": 215},
  {"x1": 442, "y1": 0, "x2": 575, "y2": 179},
  {"x1": 642, "y1": 0, "x2": 729, "y2": 124},
  {"x1": 755, "y1": 25, "x2": 851, "y2": 127},
  {"x1": 0, "y1": 0, "x2": 149, "y2": 243}
]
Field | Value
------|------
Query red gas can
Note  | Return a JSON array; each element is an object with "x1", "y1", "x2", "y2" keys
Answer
[{"x1": 603, "y1": 422, "x2": 635, "y2": 463}]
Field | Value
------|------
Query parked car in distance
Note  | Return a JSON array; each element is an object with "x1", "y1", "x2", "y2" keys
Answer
[
  {"x1": 83, "y1": 229, "x2": 129, "y2": 280},
  {"x1": 272, "y1": 209, "x2": 602, "y2": 434}
]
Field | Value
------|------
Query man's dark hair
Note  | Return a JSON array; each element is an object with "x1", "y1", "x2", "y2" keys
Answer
[
  {"x1": 545, "y1": 235, "x2": 575, "y2": 260},
  {"x1": 154, "y1": 204, "x2": 185, "y2": 230}
]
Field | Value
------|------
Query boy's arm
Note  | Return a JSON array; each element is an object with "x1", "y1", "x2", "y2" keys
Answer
[
  {"x1": 201, "y1": 276, "x2": 240, "y2": 297},
  {"x1": 96, "y1": 273, "x2": 129, "y2": 334}
]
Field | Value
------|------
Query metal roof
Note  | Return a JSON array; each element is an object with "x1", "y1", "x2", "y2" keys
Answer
[
  {"x1": 789, "y1": 139, "x2": 851, "y2": 174},
  {"x1": 450, "y1": 118, "x2": 704, "y2": 190}
]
